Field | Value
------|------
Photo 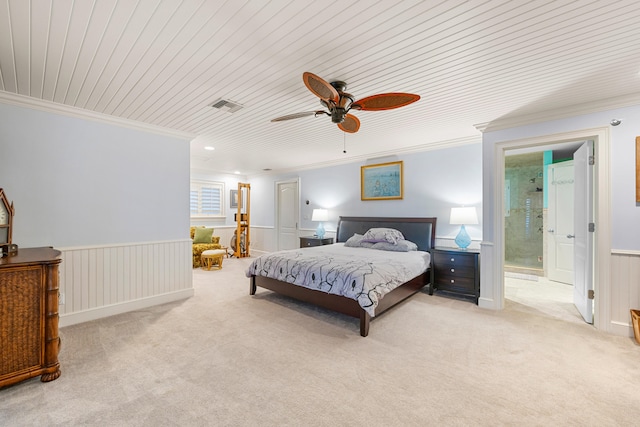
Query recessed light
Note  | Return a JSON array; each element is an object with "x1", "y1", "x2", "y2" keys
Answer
[
  {"x1": 234, "y1": 171, "x2": 241, "y2": 174},
  {"x1": 204, "y1": 146, "x2": 215, "y2": 151}
]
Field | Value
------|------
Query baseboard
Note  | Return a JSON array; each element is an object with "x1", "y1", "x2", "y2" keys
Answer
[
  {"x1": 478, "y1": 296, "x2": 496, "y2": 309},
  {"x1": 609, "y1": 320, "x2": 634, "y2": 338},
  {"x1": 59, "y1": 288, "x2": 194, "y2": 328}
]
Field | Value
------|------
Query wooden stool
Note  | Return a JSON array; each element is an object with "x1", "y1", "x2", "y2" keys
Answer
[{"x1": 201, "y1": 249, "x2": 226, "y2": 270}]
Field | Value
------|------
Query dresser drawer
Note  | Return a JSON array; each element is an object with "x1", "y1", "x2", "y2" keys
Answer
[
  {"x1": 433, "y1": 264, "x2": 476, "y2": 279},
  {"x1": 432, "y1": 251, "x2": 476, "y2": 269},
  {"x1": 433, "y1": 275, "x2": 476, "y2": 291}
]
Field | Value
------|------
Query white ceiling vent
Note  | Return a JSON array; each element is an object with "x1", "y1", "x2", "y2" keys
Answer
[{"x1": 209, "y1": 98, "x2": 243, "y2": 113}]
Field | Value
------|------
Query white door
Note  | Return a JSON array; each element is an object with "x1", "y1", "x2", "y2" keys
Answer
[
  {"x1": 276, "y1": 180, "x2": 299, "y2": 251},
  {"x1": 573, "y1": 141, "x2": 594, "y2": 324},
  {"x1": 546, "y1": 161, "x2": 574, "y2": 284}
]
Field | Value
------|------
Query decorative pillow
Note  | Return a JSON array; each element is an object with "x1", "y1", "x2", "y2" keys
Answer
[
  {"x1": 193, "y1": 227, "x2": 214, "y2": 244},
  {"x1": 344, "y1": 233, "x2": 365, "y2": 247},
  {"x1": 371, "y1": 239, "x2": 418, "y2": 252},
  {"x1": 362, "y1": 228, "x2": 405, "y2": 245},
  {"x1": 361, "y1": 238, "x2": 388, "y2": 243}
]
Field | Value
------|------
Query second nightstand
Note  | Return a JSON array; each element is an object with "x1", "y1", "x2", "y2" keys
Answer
[
  {"x1": 299, "y1": 236, "x2": 334, "y2": 248},
  {"x1": 430, "y1": 247, "x2": 480, "y2": 304}
]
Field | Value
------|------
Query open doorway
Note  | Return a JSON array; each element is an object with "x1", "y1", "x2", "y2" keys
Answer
[
  {"x1": 503, "y1": 140, "x2": 591, "y2": 324},
  {"x1": 491, "y1": 126, "x2": 610, "y2": 332}
]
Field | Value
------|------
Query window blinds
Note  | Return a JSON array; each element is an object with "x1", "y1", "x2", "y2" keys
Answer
[{"x1": 190, "y1": 181, "x2": 223, "y2": 216}]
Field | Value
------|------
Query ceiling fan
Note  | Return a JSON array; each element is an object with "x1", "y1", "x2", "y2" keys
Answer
[{"x1": 271, "y1": 72, "x2": 420, "y2": 133}]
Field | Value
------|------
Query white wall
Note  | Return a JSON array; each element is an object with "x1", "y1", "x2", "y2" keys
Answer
[
  {"x1": 0, "y1": 101, "x2": 192, "y2": 326},
  {"x1": 246, "y1": 142, "x2": 483, "y2": 251},
  {"x1": 0, "y1": 103, "x2": 190, "y2": 247}
]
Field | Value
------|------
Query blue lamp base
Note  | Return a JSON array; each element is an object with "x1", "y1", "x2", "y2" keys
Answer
[
  {"x1": 316, "y1": 223, "x2": 325, "y2": 239},
  {"x1": 454, "y1": 224, "x2": 471, "y2": 249}
]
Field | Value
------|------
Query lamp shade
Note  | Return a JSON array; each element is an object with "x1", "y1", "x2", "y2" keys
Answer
[
  {"x1": 311, "y1": 209, "x2": 329, "y2": 222},
  {"x1": 449, "y1": 207, "x2": 478, "y2": 225}
]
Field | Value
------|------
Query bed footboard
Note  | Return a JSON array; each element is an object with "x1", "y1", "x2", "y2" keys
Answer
[
  {"x1": 251, "y1": 271, "x2": 429, "y2": 337},
  {"x1": 250, "y1": 215, "x2": 436, "y2": 337},
  {"x1": 251, "y1": 275, "x2": 363, "y2": 320}
]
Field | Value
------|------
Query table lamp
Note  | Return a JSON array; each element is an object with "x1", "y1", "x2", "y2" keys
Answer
[
  {"x1": 311, "y1": 209, "x2": 328, "y2": 239},
  {"x1": 450, "y1": 207, "x2": 478, "y2": 249}
]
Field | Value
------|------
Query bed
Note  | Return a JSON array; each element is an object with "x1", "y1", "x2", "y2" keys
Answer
[{"x1": 247, "y1": 216, "x2": 437, "y2": 336}]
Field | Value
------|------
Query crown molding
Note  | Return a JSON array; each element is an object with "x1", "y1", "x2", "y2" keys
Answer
[
  {"x1": 0, "y1": 91, "x2": 196, "y2": 141},
  {"x1": 474, "y1": 92, "x2": 640, "y2": 133},
  {"x1": 245, "y1": 135, "x2": 482, "y2": 177}
]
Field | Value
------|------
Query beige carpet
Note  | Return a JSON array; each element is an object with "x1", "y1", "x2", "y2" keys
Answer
[{"x1": 1, "y1": 256, "x2": 639, "y2": 426}]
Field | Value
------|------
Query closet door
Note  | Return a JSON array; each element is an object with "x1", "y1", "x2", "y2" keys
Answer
[{"x1": 276, "y1": 180, "x2": 299, "y2": 251}]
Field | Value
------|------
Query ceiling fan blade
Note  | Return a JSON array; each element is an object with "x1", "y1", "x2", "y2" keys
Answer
[
  {"x1": 338, "y1": 114, "x2": 360, "y2": 133},
  {"x1": 352, "y1": 93, "x2": 420, "y2": 111},
  {"x1": 303, "y1": 72, "x2": 339, "y2": 103},
  {"x1": 271, "y1": 111, "x2": 322, "y2": 122}
]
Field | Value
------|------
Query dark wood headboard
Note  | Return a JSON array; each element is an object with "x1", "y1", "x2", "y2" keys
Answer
[{"x1": 335, "y1": 216, "x2": 437, "y2": 252}]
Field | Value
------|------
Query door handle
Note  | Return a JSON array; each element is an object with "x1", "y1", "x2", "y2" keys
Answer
[
  {"x1": 547, "y1": 228, "x2": 554, "y2": 233},
  {"x1": 567, "y1": 234, "x2": 575, "y2": 239}
]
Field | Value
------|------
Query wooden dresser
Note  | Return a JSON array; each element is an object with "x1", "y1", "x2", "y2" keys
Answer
[
  {"x1": 0, "y1": 247, "x2": 62, "y2": 388},
  {"x1": 430, "y1": 247, "x2": 480, "y2": 304}
]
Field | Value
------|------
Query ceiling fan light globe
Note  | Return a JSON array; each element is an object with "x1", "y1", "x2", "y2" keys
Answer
[
  {"x1": 338, "y1": 93, "x2": 354, "y2": 109},
  {"x1": 331, "y1": 109, "x2": 346, "y2": 123}
]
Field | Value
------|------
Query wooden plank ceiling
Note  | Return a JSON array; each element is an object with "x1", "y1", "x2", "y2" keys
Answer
[{"x1": 2, "y1": 0, "x2": 640, "y2": 175}]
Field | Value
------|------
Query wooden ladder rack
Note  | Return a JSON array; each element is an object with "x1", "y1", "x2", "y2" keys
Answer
[{"x1": 234, "y1": 182, "x2": 250, "y2": 258}]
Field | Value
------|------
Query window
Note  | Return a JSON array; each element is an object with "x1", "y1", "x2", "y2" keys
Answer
[{"x1": 190, "y1": 180, "x2": 224, "y2": 217}]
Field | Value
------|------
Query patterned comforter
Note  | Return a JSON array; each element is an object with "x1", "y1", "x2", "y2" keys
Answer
[{"x1": 246, "y1": 243, "x2": 431, "y2": 316}]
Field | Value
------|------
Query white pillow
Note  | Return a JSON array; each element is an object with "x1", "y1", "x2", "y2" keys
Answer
[
  {"x1": 344, "y1": 233, "x2": 365, "y2": 247},
  {"x1": 362, "y1": 228, "x2": 405, "y2": 245},
  {"x1": 371, "y1": 240, "x2": 418, "y2": 252}
]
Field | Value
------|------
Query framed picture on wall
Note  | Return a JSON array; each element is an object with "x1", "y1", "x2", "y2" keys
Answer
[
  {"x1": 361, "y1": 161, "x2": 403, "y2": 200},
  {"x1": 230, "y1": 189, "x2": 238, "y2": 209}
]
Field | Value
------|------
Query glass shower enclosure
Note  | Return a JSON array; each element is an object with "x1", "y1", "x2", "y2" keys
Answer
[{"x1": 504, "y1": 152, "x2": 544, "y2": 274}]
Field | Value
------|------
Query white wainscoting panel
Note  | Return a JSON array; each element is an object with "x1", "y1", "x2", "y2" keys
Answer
[
  {"x1": 212, "y1": 225, "x2": 271, "y2": 253},
  {"x1": 212, "y1": 226, "x2": 235, "y2": 250},
  {"x1": 58, "y1": 240, "x2": 193, "y2": 327},
  {"x1": 610, "y1": 251, "x2": 640, "y2": 336},
  {"x1": 247, "y1": 226, "x2": 275, "y2": 253}
]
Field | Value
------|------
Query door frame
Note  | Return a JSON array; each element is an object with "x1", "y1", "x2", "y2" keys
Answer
[
  {"x1": 275, "y1": 177, "x2": 300, "y2": 251},
  {"x1": 493, "y1": 127, "x2": 611, "y2": 331}
]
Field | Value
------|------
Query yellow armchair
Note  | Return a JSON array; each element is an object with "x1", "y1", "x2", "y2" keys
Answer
[{"x1": 191, "y1": 227, "x2": 222, "y2": 268}]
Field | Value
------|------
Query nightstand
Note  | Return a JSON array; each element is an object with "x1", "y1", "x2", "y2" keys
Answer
[
  {"x1": 430, "y1": 247, "x2": 480, "y2": 304},
  {"x1": 299, "y1": 236, "x2": 334, "y2": 248}
]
